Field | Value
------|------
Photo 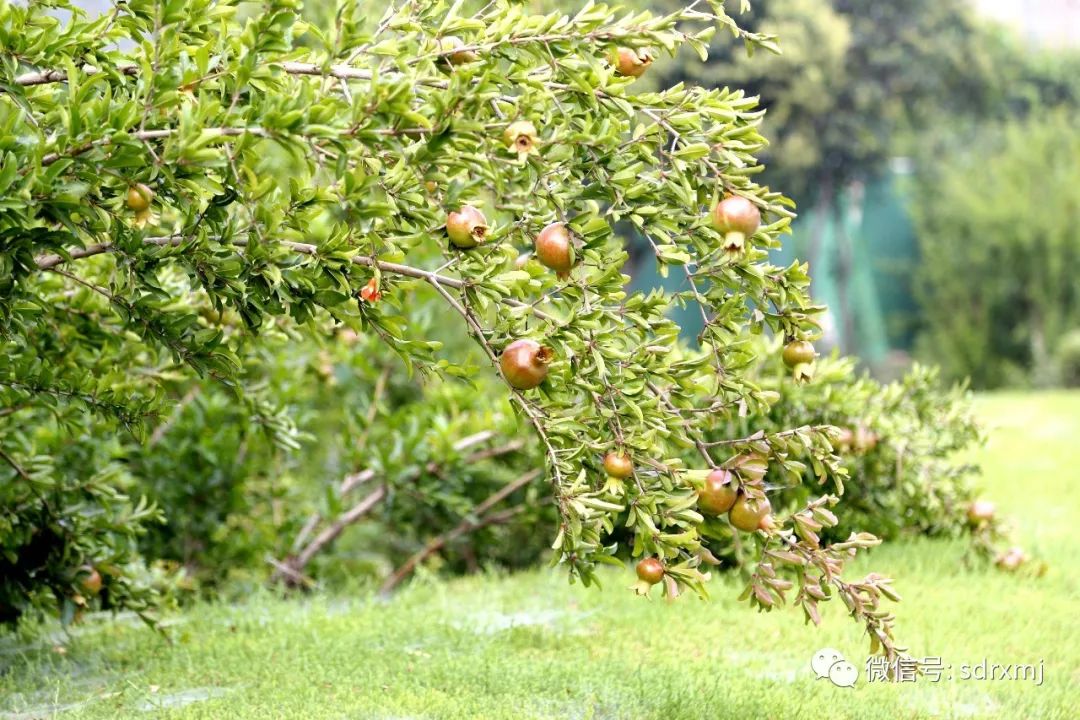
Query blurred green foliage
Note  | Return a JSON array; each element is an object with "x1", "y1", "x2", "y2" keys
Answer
[
  {"x1": 750, "y1": 353, "x2": 989, "y2": 546},
  {"x1": 910, "y1": 111, "x2": 1080, "y2": 388},
  {"x1": 1055, "y1": 330, "x2": 1080, "y2": 389},
  {"x1": 120, "y1": 319, "x2": 551, "y2": 595}
]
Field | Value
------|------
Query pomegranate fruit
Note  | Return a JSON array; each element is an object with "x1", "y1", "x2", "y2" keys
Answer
[
  {"x1": 534, "y1": 222, "x2": 574, "y2": 276},
  {"x1": 614, "y1": 47, "x2": 653, "y2": 77},
  {"x1": 500, "y1": 339, "x2": 553, "y2": 390},
  {"x1": 729, "y1": 493, "x2": 771, "y2": 533},
  {"x1": 126, "y1": 183, "x2": 153, "y2": 211},
  {"x1": 636, "y1": 557, "x2": 664, "y2": 584},
  {"x1": 438, "y1": 36, "x2": 478, "y2": 65},
  {"x1": 446, "y1": 205, "x2": 489, "y2": 249},
  {"x1": 712, "y1": 195, "x2": 760, "y2": 251},
  {"x1": 967, "y1": 499, "x2": 995, "y2": 523},
  {"x1": 782, "y1": 340, "x2": 816, "y2": 368},
  {"x1": 853, "y1": 425, "x2": 878, "y2": 453},
  {"x1": 603, "y1": 451, "x2": 633, "y2": 479},
  {"x1": 80, "y1": 567, "x2": 102, "y2": 596},
  {"x1": 697, "y1": 469, "x2": 738, "y2": 515},
  {"x1": 503, "y1": 120, "x2": 538, "y2": 155}
]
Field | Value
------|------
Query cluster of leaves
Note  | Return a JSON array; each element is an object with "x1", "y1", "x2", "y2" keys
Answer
[
  {"x1": 910, "y1": 110, "x2": 1080, "y2": 388},
  {"x1": 710, "y1": 343, "x2": 999, "y2": 550},
  {"x1": 0, "y1": 0, "x2": 929, "y2": 657}
]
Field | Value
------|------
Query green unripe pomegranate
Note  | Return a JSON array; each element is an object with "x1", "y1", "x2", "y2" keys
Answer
[
  {"x1": 126, "y1": 183, "x2": 153, "y2": 211},
  {"x1": 782, "y1": 340, "x2": 816, "y2": 368}
]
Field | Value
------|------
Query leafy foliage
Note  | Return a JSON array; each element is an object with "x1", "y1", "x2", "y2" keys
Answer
[
  {"x1": 722, "y1": 347, "x2": 993, "y2": 547},
  {"x1": 910, "y1": 111, "x2": 1080, "y2": 388},
  {"x1": 0, "y1": 402, "x2": 163, "y2": 627},
  {"x1": 118, "y1": 323, "x2": 552, "y2": 594},
  {"x1": 0, "y1": 0, "x2": 950, "y2": 658}
]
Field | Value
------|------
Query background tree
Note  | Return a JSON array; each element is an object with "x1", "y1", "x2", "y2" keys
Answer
[
  {"x1": 640, "y1": 0, "x2": 995, "y2": 202},
  {"x1": 567, "y1": 0, "x2": 1002, "y2": 359},
  {"x1": 909, "y1": 110, "x2": 1080, "y2": 388}
]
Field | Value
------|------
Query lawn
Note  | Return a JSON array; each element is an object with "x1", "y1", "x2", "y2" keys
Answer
[{"x1": 2, "y1": 392, "x2": 1078, "y2": 719}]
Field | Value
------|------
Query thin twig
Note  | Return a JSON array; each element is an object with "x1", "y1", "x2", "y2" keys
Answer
[
  {"x1": 0, "y1": 405, "x2": 27, "y2": 419},
  {"x1": 147, "y1": 387, "x2": 200, "y2": 447},
  {"x1": 0, "y1": 446, "x2": 31, "y2": 480},
  {"x1": 700, "y1": 424, "x2": 832, "y2": 448}
]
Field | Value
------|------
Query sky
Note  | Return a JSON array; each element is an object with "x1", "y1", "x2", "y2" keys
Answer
[{"x1": 974, "y1": 0, "x2": 1080, "y2": 46}]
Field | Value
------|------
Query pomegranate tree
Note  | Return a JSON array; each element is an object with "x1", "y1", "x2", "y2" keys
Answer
[{"x1": 0, "y1": 0, "x2": 906, "y2": 659}]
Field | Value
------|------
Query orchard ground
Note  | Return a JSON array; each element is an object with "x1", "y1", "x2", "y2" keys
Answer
[{"x1": 2, "y1": 393, "x2": 1078, "y2": 720}]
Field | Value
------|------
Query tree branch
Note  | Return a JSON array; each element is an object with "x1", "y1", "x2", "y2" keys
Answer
[
  {"x1": 12, "y1": 64, "x2": 138, "y2": 87},
  {"x1": 700, "y1": 424, "x2": 834, "y2": 448},
  {"x1": 273, "y1": 429, "x2": 522, "y2": 585},
  {"x1": 40, "y1": 126, "x2": 271, "y2": 166},
  {"x1": 0, "y1": 446, "x2": 31, "y2": 481},
  {"x1": 34, "y1": 235, "x2": 558, "y2": 321},
  {"x1": 278, "y1": 484, "x2": 388, "y2": 584},
  {"x1": 379, "y1": 468, "x2": 542, "y2": 593}
]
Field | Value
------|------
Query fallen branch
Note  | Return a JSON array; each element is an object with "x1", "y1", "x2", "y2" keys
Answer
[
  {"x1": 272, "y1": 484, "x2": 388, "y2": 586},
  {"x1": 271, "y1": 430, "x2": 524, "y2": 585},
  {"x1": 379, "y1": 468, "x2": 541, "y2": 593}
]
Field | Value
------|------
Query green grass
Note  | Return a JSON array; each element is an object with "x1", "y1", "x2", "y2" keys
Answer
[{"x1": 3, "y1": 392, "x2": 1079, "y2": 719}]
